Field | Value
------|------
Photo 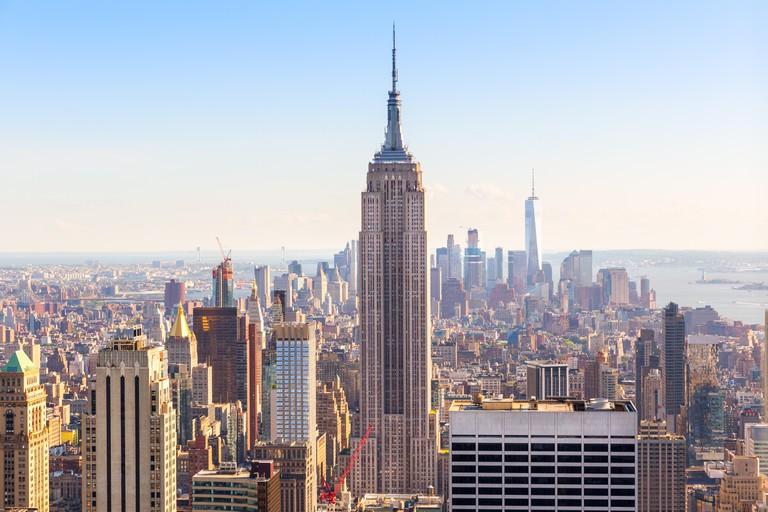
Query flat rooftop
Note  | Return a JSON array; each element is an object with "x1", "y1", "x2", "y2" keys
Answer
[{"x1": 450, "y1": 398, "x2": 636, "y2": 413}]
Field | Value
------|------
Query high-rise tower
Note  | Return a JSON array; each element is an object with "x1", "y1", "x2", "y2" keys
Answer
[
  {"x1": 525, "y1": 169, "x2": 542, "y2": 286},
  {"x1": 663, "y1": 302, "x2": 686, "y2": 433},
  {"x1": 212, "y1": 257, "x2": 234, "y2": 308},
  {"x1": 246, "y1": 283, "x2": 265, "y2": 452},
  {"x1": 0, "y1": 351, "x2": 49, "y2": 512},
  {"x1": 763, "y1": 310, "x2": 768, "y2": 418},
  {"x1": 82, "y1": 327, "x2": 176, "y2": 512},
  {"x1": 354, "y1": 27, "x2": 436, "y2": 495}
]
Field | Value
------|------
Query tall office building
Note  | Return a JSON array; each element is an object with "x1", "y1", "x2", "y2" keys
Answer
[
  {"x1": 526, "y1": 361, "x2": 569, "y2": 399},
  {"x1": 560, "y1": 250, "x2": 593, "y2": 287},
  {"x1": 525, "y1": 170, "x2": 542, "y2": 286},
  {"x1": 636, "y1": 329, "x2": 661, "y2": 423},
  {"x1": 212, "y1": 257, "x2": 234, "y2": 307},
  {"x1": 662, "y1": 302, "x2": 686, "y2": 433},
  {"x1": 435, "y1": 247, "x2": 449, "y2": 284},
  {"x1": 164, "y1": 278, "x2": 186, "y2": 312},
  {"x1": 494, "y1": 247, "x2": 505, "y2": 284},
  {"x1": 449, "y1": 398, "x2": 637, "y2": 511},
  {"x1": 637, "y1": 420, "x2": 686, "y2": 512},
  {"x1": 463, "y1": 228, "x2": 485, "y2": 290},
  {"x1": 193, "y1": 307, "x2": 246, "y2": 404},
  {"x1": 82, "y1": 327, "x2": 176, "y2": 512},
  {"x1": 597, "y1": 267, "x2": 630, "y2": 306},
  {"x1": 640, "y1": 277, "x2": 652, "y2": 308},
  {"x1": 252, "y1": 442, "x2": 316, "y2": 512},
  {"x1": 507, "y1": 250, "x2": 527, "y2": 293},
  {"x1": 764, "y1": 310, "x2": 768, "y2": 417},
  {"x1": 254, "y1": 265, "x2": 272, "y2": 309},
  {"x1": 446, "y1": 234, "x2": 462, "y2": 281},
  {"x1": 356, "y1": 29, "x2": 436, "y2": 495},
  {"x1": 246, "y1": 283, "x2": 265, "y2": 452},
  {"x1": 167, "y1": 304, "x2": 198, "y2": 369},
  {"x1": 317, "y1": 377, "x2": 351, "y2": 475},
  {"x1": 745, "y1": 423, "x2": 768, "y2": 476},
  {"x1": 687, "y1": 334, "x2": 724, "y2": 448},
  {"x1": 271, "y1": 323, "x2": 316, "y2": 443},
  {"x1": 260, "y1": 335, "x2": 276, "y2": 443},
  {"x1": 0, "y1": 350, "x2": 49, "y2": 512},
  {"x1": 166, "y1": 307, "x2": 201, "y2": 445},
  {"x1": 640, "y1": 369, "x2": 665, "y2": 423}
]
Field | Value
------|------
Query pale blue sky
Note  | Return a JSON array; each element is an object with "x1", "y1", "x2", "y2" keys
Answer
[{"x1": 0, "y1": 1, "x2": 765, "y2": 253}]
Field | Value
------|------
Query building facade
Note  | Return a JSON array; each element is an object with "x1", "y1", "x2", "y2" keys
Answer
[
  {"x1": 662, "y1": 302, "x2": 686, "y2": 432},
  {"x1": 637, "y1": 420, "x2": 686, "y2": 512},
  {"x1": 449, "y1": 398, "x2": 637, "y2": 511},
  {"x1": 271, "y1": 323, "x2": 316, "y2": 443},
  {"x1": 212, "y1": 257, "x2": 234, "y2": 308},
  {"x1": 247, "y1": 283, "x2": 265, "y2": 452},
  {"x1": 191, "y1": 460, "x2": 280, "y2": 512},
  {"x1": 526, "y1": 361, "x2": 569, "y2": 399},
  {"x1": 192, "y1": 307, "x2": 246, "y2": 404},
  {"x1": 0, "y1": 350, "x2": 49, "y2": 512},
  {"x1": 744, "y1": 423, "x2": 768, "y2": 476},
  {"x1": 82, "y1": 326, "x2": 177, "y2": 512}
]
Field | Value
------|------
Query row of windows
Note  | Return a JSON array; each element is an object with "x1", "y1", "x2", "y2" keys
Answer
[
  {"x1": 452, "y1": 497, "x2": 636, "y2": 508},
  {"x1": 452, "y1": 473, "x2": 635, "y2": 484},
  {"x1": 453, "y1": 454, "x2": 635, "y2": 464},
  {"x1": 453, "y1": 487, "x2": 635, "y2": 496},
  {"x1": 453, "y1": 465, "x2": 635, "y2": 477},
  {"x1": 452, "y1": 442, "x2": 635, "y2": 452}
]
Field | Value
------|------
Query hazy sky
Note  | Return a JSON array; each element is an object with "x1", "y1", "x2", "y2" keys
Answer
[{"x1": 1, "y1": 1, "x2": 766, "y2": 254}]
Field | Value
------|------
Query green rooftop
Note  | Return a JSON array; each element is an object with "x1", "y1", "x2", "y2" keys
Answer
[{"x1": 3, "y1": 350, "x2": 36, "y2": 373}]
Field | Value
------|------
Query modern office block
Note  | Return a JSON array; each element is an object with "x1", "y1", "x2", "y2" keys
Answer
[{"x1": 449, "y1": 398, "x2": 637, "y2": 511}]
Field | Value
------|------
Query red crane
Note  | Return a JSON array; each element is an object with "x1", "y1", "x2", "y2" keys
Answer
[{"x1": 319, "y1": 424, "x2": 374, "y2": 505}]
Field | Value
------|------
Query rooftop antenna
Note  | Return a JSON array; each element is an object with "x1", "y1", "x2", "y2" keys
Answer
[
  {"x1": 391, "y1": 22, "x2": 397, "y2": 92},
  {"x1": 531, "y1": 168, "x2": 535, "y2": 198}
]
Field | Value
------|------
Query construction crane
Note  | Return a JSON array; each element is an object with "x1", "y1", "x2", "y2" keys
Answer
[
  {"x1": 215, "y1": 236, "x2": 231, "y2": 262},
  {"x1": 319, "y1": 424, "x2": 374, "y2": 505}
]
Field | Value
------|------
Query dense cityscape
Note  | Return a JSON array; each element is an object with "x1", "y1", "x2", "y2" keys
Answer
[{"x1": 1, "y1": 9, "x2": 767, "y2": 512}]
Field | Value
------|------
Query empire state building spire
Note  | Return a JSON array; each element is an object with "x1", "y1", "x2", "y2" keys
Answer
[{"x1": 374, "y1": 23, "x2": 413, "y2": 163}]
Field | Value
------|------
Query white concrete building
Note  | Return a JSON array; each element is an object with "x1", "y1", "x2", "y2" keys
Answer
[
  {"x1": 449, "y1": 398, "x2": 637, "y2": 511},
  {"x1": 745, "y1": 423, "x2": 768, "y2": 476}
]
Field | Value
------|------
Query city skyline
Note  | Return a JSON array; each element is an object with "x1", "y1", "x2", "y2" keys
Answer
[
  {"x1": 1, "y1": 1, "x2": 766, "y2": 252},
  {"x1": 2, "y1": 4, "x2": 768, "y2": 511}
]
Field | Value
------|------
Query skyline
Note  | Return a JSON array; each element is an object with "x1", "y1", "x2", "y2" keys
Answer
[{"x1": 1, "y1": 1, "x2": 766, "y2": 252}]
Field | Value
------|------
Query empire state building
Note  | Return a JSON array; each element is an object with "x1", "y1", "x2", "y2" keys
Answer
[{"x1": 353, "y1": 29, "x2": 437, "y2": 495}]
